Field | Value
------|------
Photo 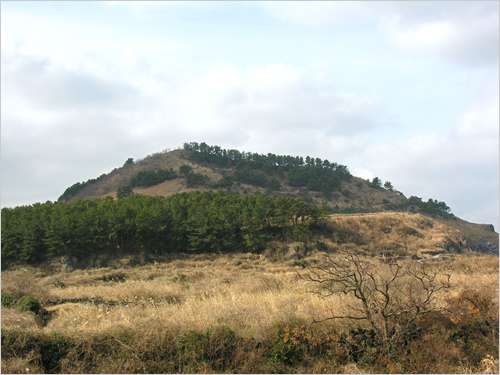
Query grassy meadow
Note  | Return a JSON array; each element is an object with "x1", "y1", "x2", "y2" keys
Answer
[{"x1": 1, "y1": 246, "x2": 498, "y2": 374}]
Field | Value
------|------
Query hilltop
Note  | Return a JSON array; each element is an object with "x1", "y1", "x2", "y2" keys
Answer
[
  {"x1": 57, "y1": 142, "x2": 498, "y2": 254},
  {"x1": 60, "y1": 149, "x2": 409, "y2": 212}
]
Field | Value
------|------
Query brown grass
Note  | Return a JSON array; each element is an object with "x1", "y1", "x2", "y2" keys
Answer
[
  {"x1": 2, "y1": 250, "x2": 498, "y2": 373},
  {"x1": 325, "y1": 212, "x2": 468, "y2": 258}
]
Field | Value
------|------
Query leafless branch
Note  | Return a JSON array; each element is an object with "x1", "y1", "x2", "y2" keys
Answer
[{"x1": 299, "y1": 250, "x2": 452, "y2": 350}]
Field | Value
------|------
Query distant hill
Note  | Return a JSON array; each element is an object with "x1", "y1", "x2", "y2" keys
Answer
[{"x1": 57, "y1": 142, "x2": 498, "y2": 254}]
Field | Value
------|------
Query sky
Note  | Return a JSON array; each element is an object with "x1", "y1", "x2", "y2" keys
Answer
[{"x1": 1, "y1": 1, "x2": 499, "y2": 230}]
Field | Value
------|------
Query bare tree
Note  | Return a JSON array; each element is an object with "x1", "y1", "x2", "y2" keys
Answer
[{"x1": 301, "y1": 251, "x2": 451, "y2": 351}]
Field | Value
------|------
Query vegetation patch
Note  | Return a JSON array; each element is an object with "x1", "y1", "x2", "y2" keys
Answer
[
  {"x1": 130, "y1": 168, "x2": 178, "y2": 188},
  {"x1": 1, "y1": 191, "x2": 327, "y2": 268},
  {"x1": 17, "y1": 296, "x2": 42, "y2": 315},
  {"x1": 2, "y1": 292, "x2": 15, "y2": 308}
]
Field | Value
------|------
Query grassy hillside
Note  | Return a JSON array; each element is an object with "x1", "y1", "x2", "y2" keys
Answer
[{"x1": 58, "y1": 147, "x2": 408, "y2": 213}]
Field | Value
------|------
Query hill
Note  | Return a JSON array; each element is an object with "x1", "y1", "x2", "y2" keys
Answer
[
  {"x1": 57, "y1": 142, "x2": 498, "y2": 254},
  {"x1": 2, "y1": 145, "x2": 498, "y2": 373}
]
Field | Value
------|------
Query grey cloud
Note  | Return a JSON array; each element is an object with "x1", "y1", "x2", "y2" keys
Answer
[
  {"x1": 263, "y1": 1, "x2": 499, "y2": 68},
  {"x1": 223, "y1": 79, "x2": 382, "y2": 135},
  {"x1": 166, "y1": 65, "x2": 385, "y2": 156},
  {"x1": 1, "y1": 52, "x2": 164, "y2": 207},
  {"x1": 382, "y1": 1, "x2": 499, "y2": 67},
  {"x1": 2, "y1": 54, "x2": 145, "y2": 111}
]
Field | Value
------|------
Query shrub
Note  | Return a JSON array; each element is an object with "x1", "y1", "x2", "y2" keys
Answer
[
  {"x1": 2, "y1": 292, "x2": 15, "y2": 307},
  {"x1": 268, "y1": 323, "x2": 302, "y2": 365},
  {"x1": 186, "y1": 172, "x2": 208, "y2": 187},
  {"x1": 179, "y1": 164, "x2": 193, "y2": 176},
  {"x1": 123, "y1": 158, "x2": 134, "y2": 166},
  {"x1": 40, "y1": 334, "x2": 69, "y2": 373},
  {"x1": 177, "y1": 326, "x2": 239, "y2": 372},
  {"x1": 17, "y1": 295, "x2": 41, "y2": 315}
]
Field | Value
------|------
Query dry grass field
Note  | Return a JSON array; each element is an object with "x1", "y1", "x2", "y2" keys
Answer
[{"x1": 2, "y1": 245, "x2": 498, "y2": 373}]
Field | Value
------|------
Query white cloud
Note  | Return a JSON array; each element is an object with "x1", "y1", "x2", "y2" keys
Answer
[
  {"x1": 359, "y1": 99, "x2": 499, "y2": 228},
  {"x1": 179, "y1": 64, "x2": 382, "y2": 131},
  {"x1": 456, "y1": 100, "x2": 499, "y2": 139},
  {"x1": 379, "y1": 1, "x2": 499, "y2": 67},
  {"x1": 262, "y1": 1, "x2": 376, "y2": 28},
  {"x1": 385, "y1": 20, "x2": 455, "y2": 53},
  {"x1": 262, "y1": 1, "x2": 499, "y2": 67}
]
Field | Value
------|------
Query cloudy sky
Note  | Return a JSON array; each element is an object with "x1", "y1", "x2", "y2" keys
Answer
[{"x1": 1, "y1": 1, "x2": 498, "y2": 230}]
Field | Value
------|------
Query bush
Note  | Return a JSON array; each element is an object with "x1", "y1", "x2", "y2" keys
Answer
[
  {"x1": 177, "y1": 326, "x2": 239, "y2": 372},
  {"x1": 17, "y1": 295, "x2": 41, "y2": 315},
  {"x1": 40, "y1": 334, "x2": 69, "y2": 373},
  {"x1": 186, "y1": 172, "x2": 208, "y2": 187},
  {"x1": 179, "y1": 164, "x2": 193, "y2": 176},
  {"x1": 2, "y1": 292, "x2": 15, "y2": 307},
  {"x1": 268, "y1": 323, "x2": 302, "y2": 365}
]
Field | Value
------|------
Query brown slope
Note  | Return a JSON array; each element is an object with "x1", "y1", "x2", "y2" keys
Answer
[
  {"x1": 63, "y1": 148, "x2": 408, "y2": 212},
  {"x1": 60, "y1": 150, "x2": 196, "y2": 201},
  {"x1": 321, "y1": 211, "x2": 469, "y2": 258}
]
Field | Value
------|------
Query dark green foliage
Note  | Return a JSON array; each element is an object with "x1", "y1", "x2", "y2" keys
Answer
[
  {"x1": 183, "y1": 142, "x2": 350, "y2": 192},
  {"x1": 123, "y1": 158, "x2": 134, "y2": 166},
  {"x1": 1, "y1": 192, "x2": 326, "y2": 267},
  {"x1": 268, "y1": 177, "x2": 281, "y2": 191},
  {"x1": 213, "y1": 175, "x2": 234, "y2": 188},
  {"x1": 370, "y1": 177, "x2": 382, "y2": 189},
  {"x1": 179, "y1": 164, "x2": 193, "y2": 176},
  {"x1": 40, "y1": 334, "x2": 69, "y2": 373},
  {"x1": 398, "y1": 196, "x2": 452, "y2": 218},
  {"x1": 58, "y1": 174, "x2": 106, "y2": 201},
  {"x1": 384, "y1": 180, "x2": 394, "y2": 191},
  {"x1": 288, "y1": 166, "x2": 345, "y2": 198},
  {"x1": 17, "y1": 296, "x2": 41, "y2": 315},
  {"x1": 101, "y1": 272, "x2": 126, "y2": 282},
  {"x1": 61, "y1": 141, "x2": 352, "y2": 203},
  {"x1": 268, "y1": 323, "x2": 302, "y2": 365},
  {"x1": 2, "y1": 292, "x2": 15, "y2": 307},
  {"x1": 130, "y1": 168, "x2": 177, "y2": 187},
  {"x1": 186, "y1": 172, "x2": 208, "y2": 187},
  {"x1": 116, "y1": 185, "x2": 133, "y2": 199},
  {"x1": 234, "y1": 166, "x2": 269, "y2": 187},
  {"x1": 1, "y1": 203, "x2": 52, "y2": 266}
]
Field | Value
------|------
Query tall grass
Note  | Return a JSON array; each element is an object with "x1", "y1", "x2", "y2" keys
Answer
[{"x1": 2, "y1": 250, "x2": 498, "y2": 373}]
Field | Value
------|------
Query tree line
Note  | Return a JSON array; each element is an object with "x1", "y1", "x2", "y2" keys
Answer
[
  {"x1": 183, "y1": 142, "x2": 352, "y2": 197},
  {"x1": 1, "y1": 191, "x2": 327, "y2": 268},
  {"x1": 183, "y1": 141, "x2": 351, "y2": 172},
  {"x1": 406, "y1": 196, "x2": 451, "y2": 217}
]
